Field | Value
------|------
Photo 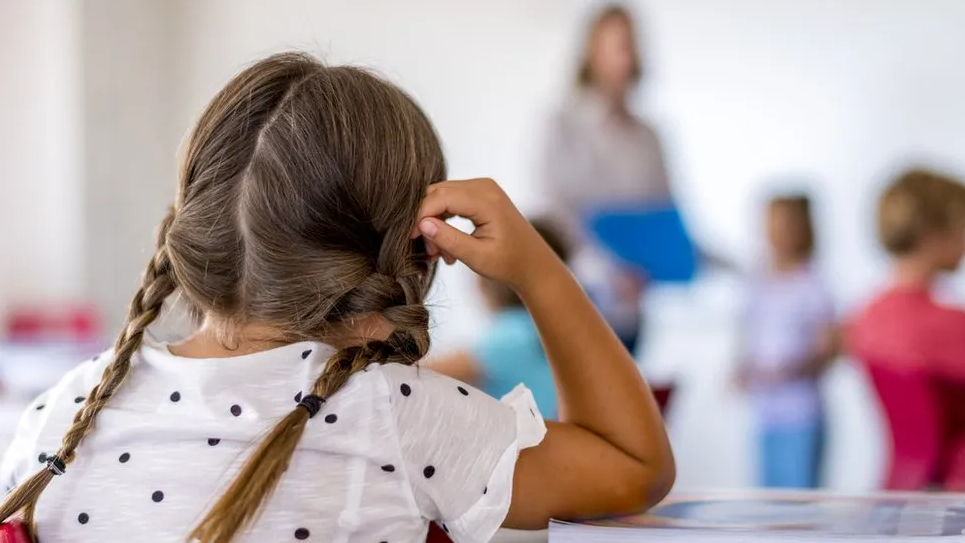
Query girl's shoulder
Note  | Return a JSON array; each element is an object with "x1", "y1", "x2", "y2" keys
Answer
[
  {"x1": 25, "y1": 349, "x2": 114, "y2": 420},
  {"x1": 374, "y1": 362, "x2": 506, "y2": 409},
  {"x1": 0, "y1": 348, "x2": 115, "y2": 488}
]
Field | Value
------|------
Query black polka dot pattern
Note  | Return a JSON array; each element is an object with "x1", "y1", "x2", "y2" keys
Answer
[
  {"x1": 484, "y1": 486, "x2": 488, "y2": 494},
  {"x1": 230, "y1": 404, "x2": 242, "y2": 417},
  {"x1": 119, "y1": 453, "x2": 130, "y2": 463},
  {"x1": 423, "y1": 466, "x2": 435, "y2": 479},
  {"x1": 400, "y1": 384, "x2": 411, "y2": 397},
  {"x1": 381, "y1": 464, "x2": 395, "y2": 473},
  {"x1": 74, "y1": 396, "x2": 85, "y2": 404},
  {"x1": 295, "y1": 527, "x2": 310, "y2": 540},
  {"x1": 457, "y1": 386, "x2": 469, "y2": 396},
  {"x1": 294, "y1": 391, "x2": 302, "y2": 403},
  {"x1": 170, "y1": 391, "x2": 181, "y2": 403},
  {"x1": 301, "y1": 349, "x2": 312, "y2": 359},
  {"x1": 78, "y1": 512, "x2": 89, "y2": 525},
  {"x1": 442, "y1": 523, "x2": 449, "y2": 534},
  {"x1": 35, "y1": 404, "x2": 45, "y2": 411},
  {"x1": 208, "y1": 438, "x2": 220, "y2": 446},
  {"x1": 152, "y1": 490, "x2": 164, "y2": 503},
  {"x1": 38, "y1": 453, "x2": 47, "y2": 464},
  {"x1": 324, "y1": 414, "x2": 337, "y2": 424}
]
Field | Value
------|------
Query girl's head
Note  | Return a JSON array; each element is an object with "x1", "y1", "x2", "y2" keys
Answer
[
  {"x1": 766, "y1": 195, "x2": 815, "y2": 264},
  {"x1": 878, "y1": 168, "x2": 965, "y2": 272},
  {"x1": 577, "y1": 4, "x2": 643, "y2": 97},
  {"x1": 0, "y1": 52, "x2": 446, "y2": 541}
]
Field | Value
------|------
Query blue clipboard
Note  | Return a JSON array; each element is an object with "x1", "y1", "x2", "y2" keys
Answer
[{"x1": 586, "y1": 204, "x2": 698, "y2": 283}]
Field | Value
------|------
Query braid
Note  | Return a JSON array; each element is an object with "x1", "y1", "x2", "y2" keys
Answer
[{"x1": 0, "y1": 208, "x2": 179, "y2": 535}]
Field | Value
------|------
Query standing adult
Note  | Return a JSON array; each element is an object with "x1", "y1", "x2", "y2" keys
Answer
[{"x1": 542, "y1": 4, "x2": 669, "y2": 354}]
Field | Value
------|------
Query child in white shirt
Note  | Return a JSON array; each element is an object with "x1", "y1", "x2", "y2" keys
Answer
[{"x1": 0, "y1": 52, "x2": 674, "y2": 543}]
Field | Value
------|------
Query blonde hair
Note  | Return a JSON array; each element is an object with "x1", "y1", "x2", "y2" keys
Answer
[
  {"x1": 0, "y1": 52, "x2": 445, "y2": 542},
  {"x1": 878, "y1": 168, "x2": 965, "y2": 255}
]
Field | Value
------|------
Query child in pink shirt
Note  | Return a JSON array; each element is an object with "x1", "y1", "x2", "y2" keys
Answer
[{"x1": 849, "y1": 168, "x2": 965, "y2": 490}]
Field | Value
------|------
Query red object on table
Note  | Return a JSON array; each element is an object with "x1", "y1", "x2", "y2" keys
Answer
[
  {"x1": 864, "y1": 362, "x2": 965, "y2": 491},
  {"x1": 0, "y1": 522, "x2": 31, "y2": 543},
  {"x1": 4, "y1": 305, "x2": 99, "y2": 342}
]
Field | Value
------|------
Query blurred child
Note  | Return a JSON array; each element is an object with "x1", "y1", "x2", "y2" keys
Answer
[
  {"x1": 849, "y1": 169, "x2": 965, "y2": 490},
  {"x1": 737, "y1": 194, "x2": 837, "y2": 489},
  {"x1": 430, "y1": 219, "x2": 568, "y2": 420}
]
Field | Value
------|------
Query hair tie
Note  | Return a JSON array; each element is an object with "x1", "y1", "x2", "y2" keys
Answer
[
  {"x1": 297, "y1": 395, "x2": 325, "y2": 418},
  {"x1": 45, "y1": 455, "x2": 66, "y2": 476}
]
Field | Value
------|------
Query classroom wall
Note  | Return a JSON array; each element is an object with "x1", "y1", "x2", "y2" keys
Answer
[
  {"x1": 81, "y1": 0, "x2": 181, "y2": 330},
  {"x1": 641, "y1": 0, "x2": 965, "y2": 309},
  {"x1": 0, "y1": 0, "x2": 84, "y2": 306}
]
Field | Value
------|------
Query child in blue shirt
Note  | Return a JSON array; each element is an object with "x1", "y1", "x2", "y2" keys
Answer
[{"x1": 430, "y1": 219, "x2": 569, "y2": 419}]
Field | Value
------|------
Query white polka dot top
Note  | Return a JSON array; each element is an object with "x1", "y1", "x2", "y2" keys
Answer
[{"x1": 0, "y1": 341, "x2": 547, "y2": 543}]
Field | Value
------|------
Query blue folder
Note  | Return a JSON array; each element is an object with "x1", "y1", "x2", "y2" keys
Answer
[{"x1": 586, "y1": 204, "x2": 698, "y2": 283}]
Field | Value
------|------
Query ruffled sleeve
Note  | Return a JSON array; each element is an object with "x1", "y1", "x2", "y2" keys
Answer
[{"x1": 382, "y1": 366, "x2": 546, "y2": 543}]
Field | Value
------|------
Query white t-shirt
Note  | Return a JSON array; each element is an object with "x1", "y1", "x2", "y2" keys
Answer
[
  {"x1": 0, "y1": 341, "x2": 546, "y2": 543},
  {"x1": 742, "y1": 266, "x2": 834, "y2": 427}
]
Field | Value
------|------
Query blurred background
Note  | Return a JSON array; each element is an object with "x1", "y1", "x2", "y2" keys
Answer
[{"x1": 2, "y1": 0, "x2": 965, "y2": 502}]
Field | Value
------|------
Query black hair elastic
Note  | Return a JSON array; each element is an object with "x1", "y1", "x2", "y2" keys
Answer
[
  {"x1": 45, "y1": 455, "x2": 66, "y2": 476},
  {"x1": 297, "y1": 395, "x2": 325, "y2": 418}
]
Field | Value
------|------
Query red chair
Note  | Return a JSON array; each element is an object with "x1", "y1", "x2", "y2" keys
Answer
[
  {"x1": 426, "y1": 523, "x2": 450, "y2": 543},
  {"x1": 864, "y1": 363, "x2": 943, "y2": 490},
  {"x1": 652, "y1": 385, "x2": 674, "y2": 415}
]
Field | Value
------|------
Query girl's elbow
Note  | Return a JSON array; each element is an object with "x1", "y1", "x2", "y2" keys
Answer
[
  {"x1": 620, "y1": 453, "x2": 676, "y2": 514},
  {"x1": 649, "y1": 456, "x2": 676, "y2": 505}
]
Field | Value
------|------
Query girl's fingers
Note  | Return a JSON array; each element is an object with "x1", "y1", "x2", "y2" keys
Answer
[
  {"x1": 418, "y1": 217, "x2": 480, "y2": 264},
  {"x1": 416, "y1": 180, "x2": 491, "y2": 226}
]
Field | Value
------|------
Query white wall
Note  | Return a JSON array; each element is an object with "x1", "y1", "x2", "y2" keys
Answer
[
  {"x1": 81, "y1": 0, "x2": 181, "y2": 331},
  {"x1": 641, "y1": 0, "x2": 965, "y2": 308},
  {"x1": 0, "y1": 0, "x2": 84, "y2": 305}
]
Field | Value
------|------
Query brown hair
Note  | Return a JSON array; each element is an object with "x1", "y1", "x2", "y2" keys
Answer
[
  {"x1": 0, "y1": 52, "x2": 446, "y2": 542},
  {"x1": 768, "y1": 194, "x2": 815, "y2": 260},
  {"x1": 878, "y1": 168, "x2": 965, "y2": 255},
  {"x1": 481, "y1": 218, "x2": 570, "y2": 309},
  {"x1": 577, "y1": 4, "x2": 643, "y2": 88}
]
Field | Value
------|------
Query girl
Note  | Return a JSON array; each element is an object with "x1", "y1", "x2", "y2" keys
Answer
[
  {"x1": 736, "y1": 194, "x2": 837, "y2": 489},
  {"x1": 0, "y1": 53, "x2": 673, "y2": 542}
]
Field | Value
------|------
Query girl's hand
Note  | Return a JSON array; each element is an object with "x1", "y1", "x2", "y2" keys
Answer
[{"x1": 414, "y1": 179, "x2": 561, "y2": 290}]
